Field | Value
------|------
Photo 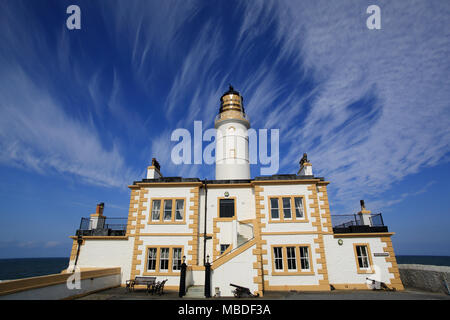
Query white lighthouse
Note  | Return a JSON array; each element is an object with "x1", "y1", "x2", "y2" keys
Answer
[{"x1": 215, "y1": 85, "x2": 251, "y2": 180}]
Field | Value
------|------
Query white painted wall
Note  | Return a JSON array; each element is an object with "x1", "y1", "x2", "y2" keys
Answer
[
  {"x1": 324, "y1": 235, "x2": 394, "y2": 285},
  {"x1": 141, "y1": 186, "x2": 193, "y2": 235},
  {"x1": 198, "y1": 186, "x2": 255, "y2": 259},
  {"x1": 215, "y1": 121, "x2": 250, "y2": 180},
  {"x1": 263, "y1": 234, "x2": 323, "y2": 287},
  {"x1": 211, "y1": 243, "x2": 258, "y2": 297},
  {"x1": 74, "y1": 239, "x2": 133, "y2": 284},
  {"x1": 258, "y1": 184, "x2": 316, "y2": 234}
]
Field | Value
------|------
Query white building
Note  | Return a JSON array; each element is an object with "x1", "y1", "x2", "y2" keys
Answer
[{"x1": 66, "y1": 86, "x2": 404, "y2": 296}]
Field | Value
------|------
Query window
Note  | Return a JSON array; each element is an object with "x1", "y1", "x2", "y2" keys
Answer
[
  {"x1": 220, "y1": 244, "x2": 230, "y2": 254},
  {"x1": 219, "y1": 198, "x2": 235, "y2": 218},
  {"x1": 147, "y1": 248, "x2": 157, "y2": 271},
  {"x1": 271, "y1": 245, "x2": 313, "y2": 275},
  {"x1": 270, "y1": 198, "x2": 280, "y2": 219},
  {"x1": 356, "y1": 245, "x2": 369, "y2": 268},
  {"x1": 269, "y1": 196, "x2": 307, "y2": 222},
  {"x1": 175, "y1": 199, "x2": 184, "y2": 221},
  {"x1": 172, "y1": 248, "x2": 182, "y2": 271},
  {"x1": 145, "y1": 246, "x2": 183, "y2": 275},
  {"x1": 282, "y1": 197, "x2": 292, "y2": 219},
  {"x1": 149, "y1": 198, "x2": 186, "y2": 223},
  {"x1": 151, "y1": 200, "x2": 161, "y2": 221},
  {"x1": 159, "y1": 248, "x2": 169, "y2": 271},
  {"x1": 294, "y1": 197, "x2": 304, "y2": 218},
  {"x1": 353, "y1": 243, "x2": 373, "y2": 274},
  {"x1": 163, "y1": 200, "x2": 172, "y2": 221},
  {"x1": 273, "y1": 247, "x2": 283, "y2": 271},
  {"x1": 286, "y1": 247, "x2": 297, "y2": 270},
  {"x1": 299, "y1": 246, "x2": 310, "y2": 270}
]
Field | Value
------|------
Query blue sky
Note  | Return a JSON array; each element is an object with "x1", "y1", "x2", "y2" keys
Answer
[{"x1": 0, "y1": 0, "x2": 449, "y2": 258}]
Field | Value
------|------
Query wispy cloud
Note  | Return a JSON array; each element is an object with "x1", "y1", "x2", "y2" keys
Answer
[
  {"x1": 0, "y1": 1, "x2": 143, "y2": 188},
  {"x1": 0, "y1": 0, "x2": 449, "y2": 212},
  {"x1": 367, "y1": 181, "x2": 437, "y2": 212},
  {"x1": 238, "y1": 0, "x2": 450, "y2": 210},
  {"x1": 0, "y1": 66, "x2": 137, "y2": 187}
]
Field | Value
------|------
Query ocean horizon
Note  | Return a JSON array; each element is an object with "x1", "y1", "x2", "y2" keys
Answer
[
  {"x1": 0, "y1": 255, "x2": 449, "y2": 282},
  {"x1": 0, "y1": 257, "x2": 69, "y2": 281}
]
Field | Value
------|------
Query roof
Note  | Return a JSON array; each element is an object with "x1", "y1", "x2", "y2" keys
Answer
[{"x1": 132, "y1": 174, "x2": 325, "y2": 185}]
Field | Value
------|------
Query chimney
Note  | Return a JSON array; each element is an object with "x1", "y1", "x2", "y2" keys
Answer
[
  {"x1": 357, "y1": 200, "x2": 372, "y2": 226},
  {"x1": 89, "y1": 202, "x2": 106, "y2": 229},
  {"x1": 297, "y1": 153, "x2": 313, "y2": 176},
  {"x1": 147, "y1": 158, "x2": 163, "y2": 179},
  {"x1": 96, "y1": 202, "x2": 104, "y2": 216}
]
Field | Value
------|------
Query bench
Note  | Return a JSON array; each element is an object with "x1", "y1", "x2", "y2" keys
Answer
[
  {"x1": 126, "y1": 276, "x2": 156, "y2": 293},
  {"x1": 151, "y1": 279, "x2": 168, "y2": 295}
]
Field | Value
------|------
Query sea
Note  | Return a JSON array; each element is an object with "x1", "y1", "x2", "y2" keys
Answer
[
  {"x1": 0, "y1": 256, "x2": 449, "y2": 281},
  {"x1": 0, "y1": 257, "x2": 69, "y2": 281}
]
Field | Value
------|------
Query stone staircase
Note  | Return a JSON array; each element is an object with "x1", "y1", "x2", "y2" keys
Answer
[
  {"x1": 184, "y1": 285, "x2": 205, "y2": 298},
  {"x1": 237, "y1": 233, "x2": 250, "y2": 247}
]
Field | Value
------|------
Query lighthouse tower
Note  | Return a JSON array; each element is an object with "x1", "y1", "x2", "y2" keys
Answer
[{"x1": 215, "y1": 85, "x2": 251, "y2": 180}]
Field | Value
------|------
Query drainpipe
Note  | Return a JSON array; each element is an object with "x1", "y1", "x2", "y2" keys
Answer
[
  {"x1": 203, "y1": 179, "x2": 208, "y2": 266},
  {"x1": 73, "y1": 234, "x2": 83, "y2": 272}
]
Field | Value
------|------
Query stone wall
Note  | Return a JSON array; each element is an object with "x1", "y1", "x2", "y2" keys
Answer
[
  {"x1": 0, "y1": 267, "x2": 121, "y2": 300},
  {"x1": 399, "y1": 264, "x2": 450, "y2": 294}
]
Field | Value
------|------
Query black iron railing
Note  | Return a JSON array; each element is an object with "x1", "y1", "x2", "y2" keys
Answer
[
  {"x1": 369, "y1": 213, "x2": 384, "y2": 227},
  {"x1": 76, "y1": 217, "x2": 128, "y2": 236},
  {"x1": 331, "y1": 214, "x2": 363, "y2": 228},
  {"x1": 331, "y1": 213, "x2": 388, "y2": 233}
]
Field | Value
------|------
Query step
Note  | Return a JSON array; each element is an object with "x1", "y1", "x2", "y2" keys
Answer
[
  {"x1": 237, "y1": 235, "x2": 249, "y2": 247},
  {"x1": 185, "y1": 285, "x2": 205, "y2": 298}
]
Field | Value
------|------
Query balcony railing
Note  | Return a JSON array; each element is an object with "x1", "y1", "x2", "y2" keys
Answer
[
  {"x1": 331, "y1": 213, "x2": 388, "y2": 234},
  {"x1": 76, "y1": 217, "x2": 128, "y2": 236}
]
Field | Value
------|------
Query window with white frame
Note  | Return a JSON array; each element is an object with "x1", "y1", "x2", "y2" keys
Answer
[
  {"x1": 269, "y1": 196, "x2": 306, "y2": 222},
  {"x1": 273, "y1": 247, "x2": 283, "y2": 270},
  {"x1": 282, "y1": 197, "x2": 292, "y2": 219},
  {"x1": 294, "y1": 197, "x2": 304, "y2": 218},
  {"x1": 175, "y1": 199, "x2": 184, "y2": 221},
  {"x1": 151, "y1": 200, "x2": 161, "y2": 221},
  {"x1": 172, "y1": 248, "x2": 182, "y2": 271},
  {"x1": 299, "y1": 246, "x2": 310, "y2": 270},
  {"x1": 356, "y1": 245, "x2": 370, "y2": 269},
  {"x1": 163, "y1": 200, "x2": 172, "y2": 221},
  {"x1": 160, "y1": 248, "x2": 169, "y2": 271},
  {"x1": 286, "y1": 247, "x2": 297, "y2": 270},
  {"x1": 270, "y1": 198, "x2": 280, "y2": 219},
  {"x1": 147, "y1": 248, "x2": 157, "y2": 271}
]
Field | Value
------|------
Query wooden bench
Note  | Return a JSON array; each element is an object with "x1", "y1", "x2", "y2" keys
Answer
[{"x1": 126, "y1": 276, "x2": 156, "y2": 293}]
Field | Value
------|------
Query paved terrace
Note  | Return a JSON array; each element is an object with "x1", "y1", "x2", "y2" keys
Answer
[{"x1": 78, "y1": 287, "x2": 450, "y2": 300}]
